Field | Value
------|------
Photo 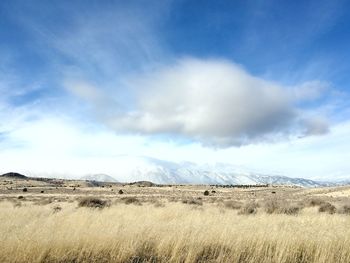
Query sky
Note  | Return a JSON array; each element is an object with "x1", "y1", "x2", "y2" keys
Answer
[{"x1": 0, "y1": 0, "x2": 350, "y2": 180}]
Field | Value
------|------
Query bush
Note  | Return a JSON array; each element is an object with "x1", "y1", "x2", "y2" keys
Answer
[
  {"x1": 22, "y1": 188, "x2": 28, "y2": 192},
  {"x1": 118, "y1": 189, "x2": 124, "y2": 194},
  {"x1": 182, "y1": 199, "x2": 203, "y2": 206},
  {"x1": 122, "y1": 197, "x2": 141, "y2": 205},
  {"x1": 264, "y1": 199, "x2": 302, "y2": 215},
  {"x1": 319, "y1": 202, "x2": 336, "y2": 214},
  {"x1": 53, "y1": 205, "x2": 62, "y2": 213},
  {"x1": 238, "y1": 202, "x2": 258, "y2": 215},
  {"x1": 204, "y1": 190, "x2": 210, "y2": 196},
  {"x1": 17, "y1": 196, "x2": 24, "y2": 199},
  {"x1": 308, "y1": 198, "x2": 326, "y2": 207},
  {"x1": 78, "y1": 197, "x2": 110, "y2": 209},
  {"x1": 338, "y1": 204, "x2": 350, "y2": 215},
  {"x1": 224, "y1": 200, "x2": 242, "y2": 210}
]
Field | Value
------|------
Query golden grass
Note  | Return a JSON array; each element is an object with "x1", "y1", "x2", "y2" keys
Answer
[{"x1": 1, "y1": 201, "x2": 350, "y2": 263}]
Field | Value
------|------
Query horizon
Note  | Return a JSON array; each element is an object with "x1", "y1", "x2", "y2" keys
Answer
[{"x1": 1, "y1": 0, "x2": 350, "y2": 181}]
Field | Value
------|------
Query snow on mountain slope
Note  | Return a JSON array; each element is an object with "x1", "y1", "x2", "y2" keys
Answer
[
  {"x1": 85, "y1": 156, "x2": 331, "y2": 187},
  {"x1": 34, "y1": 156, "x2": 334, "y2": 187}
]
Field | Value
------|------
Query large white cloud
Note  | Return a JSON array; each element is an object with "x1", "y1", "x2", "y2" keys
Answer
[{"x1": 75, "y1": 58, "x2": 328, "y2": 146}]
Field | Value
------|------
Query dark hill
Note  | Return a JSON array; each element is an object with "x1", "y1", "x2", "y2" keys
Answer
[{"x1": 1, "y1": 172, "x2": 27, "y2": 179}]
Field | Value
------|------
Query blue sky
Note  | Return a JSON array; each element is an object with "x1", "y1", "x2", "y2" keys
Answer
[{"x1": 1, "y1": 0, "x2": 350, "y2": 180}]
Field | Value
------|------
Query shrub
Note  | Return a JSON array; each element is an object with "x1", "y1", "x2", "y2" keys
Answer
[
  {"x1": 53, "y1": 205, "x2": 62, "y2": 213},
  {"x1": 308, "y1": 198, "x2": 326, "y2": 207},
  {"x1": 17, "y1": 196, "x2": 24, "y2": 199},
  {"x1": 238, "y1": 202, "x2": 258, "y2": 215},
  {"x1": 224, "y1": 200, "x2": 242, "y2": 210},
  {"x1": 118, "y1": 189, "x2": 124, "y2": 194},
  {"x1": 78, "y1": 197, "x2": 110, "y2": 209},
  {"x1": 319, "y1": 202, "x2": 336, "y2": 214},
  {"x1": 337, "y1": 204, "x2": 350, "y2": 215},
  {"x1": 182, "y1": 199, "x2": 203, "y2": 206},
  {"x1": 204, "y1": 190, "x2": 210, "y2": 196},
  {"x1": 122, "y1": 197, "x2": 141, "y2": 205},
  {"x1": 22, "y1": 188, "x2": 28, "y2": 192},
  {"x1": 264, "y1": 199, "x2": 302, "y2": 215},
  {"x1": 41, "y1": 191, "x2": 44, "y2": 193}
]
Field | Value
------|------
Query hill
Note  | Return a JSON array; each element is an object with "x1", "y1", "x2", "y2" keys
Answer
[{"x1": 1, "y1": 172, "x2": 27, "y2": 179}]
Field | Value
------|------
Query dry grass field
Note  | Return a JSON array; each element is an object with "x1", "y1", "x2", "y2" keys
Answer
[{"x1": 1, "y1": 176, "x2": 350, "y2": 263}]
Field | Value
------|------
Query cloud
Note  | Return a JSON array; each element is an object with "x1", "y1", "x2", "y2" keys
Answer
[
  {"x1": 66, "y1": 58, "x2": 330, "y2": 147},
  {"x1": 302, "y1": 117, "x2": 330, "y2": 136},
  {"x1": 291, "y1": 81, "x2": 330, "y2": 102}
]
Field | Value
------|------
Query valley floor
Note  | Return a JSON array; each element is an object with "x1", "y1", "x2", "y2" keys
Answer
[{"x1": 1, "y1": 176, "x2": 350, "y2": 263}]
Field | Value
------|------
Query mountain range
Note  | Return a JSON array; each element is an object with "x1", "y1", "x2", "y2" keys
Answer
[
  {"x1": 4, "y1": 156, "x2": 347, "y2": 187},
  {"x1": 77, "y1": 156, "x2": 343, "y2": 187}
]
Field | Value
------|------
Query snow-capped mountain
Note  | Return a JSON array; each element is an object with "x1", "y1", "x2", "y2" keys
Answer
[
  {"x1": 76, "y1": 156, "x2": 334, "y2": 187},
  {"x1": 80, "y1": 174, "x2": 118, "y2": 183}
]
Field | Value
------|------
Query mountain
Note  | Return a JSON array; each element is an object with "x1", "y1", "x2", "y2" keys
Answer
[
  {"x1": 80, "y1": 174, "x2": 118, "y2": 183},
  {"x1": 101, "y1": 156, "x2": 335, "y2": 187},
  {"x1": 23, "y1": 156, "x2": 343, "y2": 187}
]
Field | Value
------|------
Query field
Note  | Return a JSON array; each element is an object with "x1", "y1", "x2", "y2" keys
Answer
[{"x1": 1, "y1": 176, "x2": 350, "y2": 263}]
